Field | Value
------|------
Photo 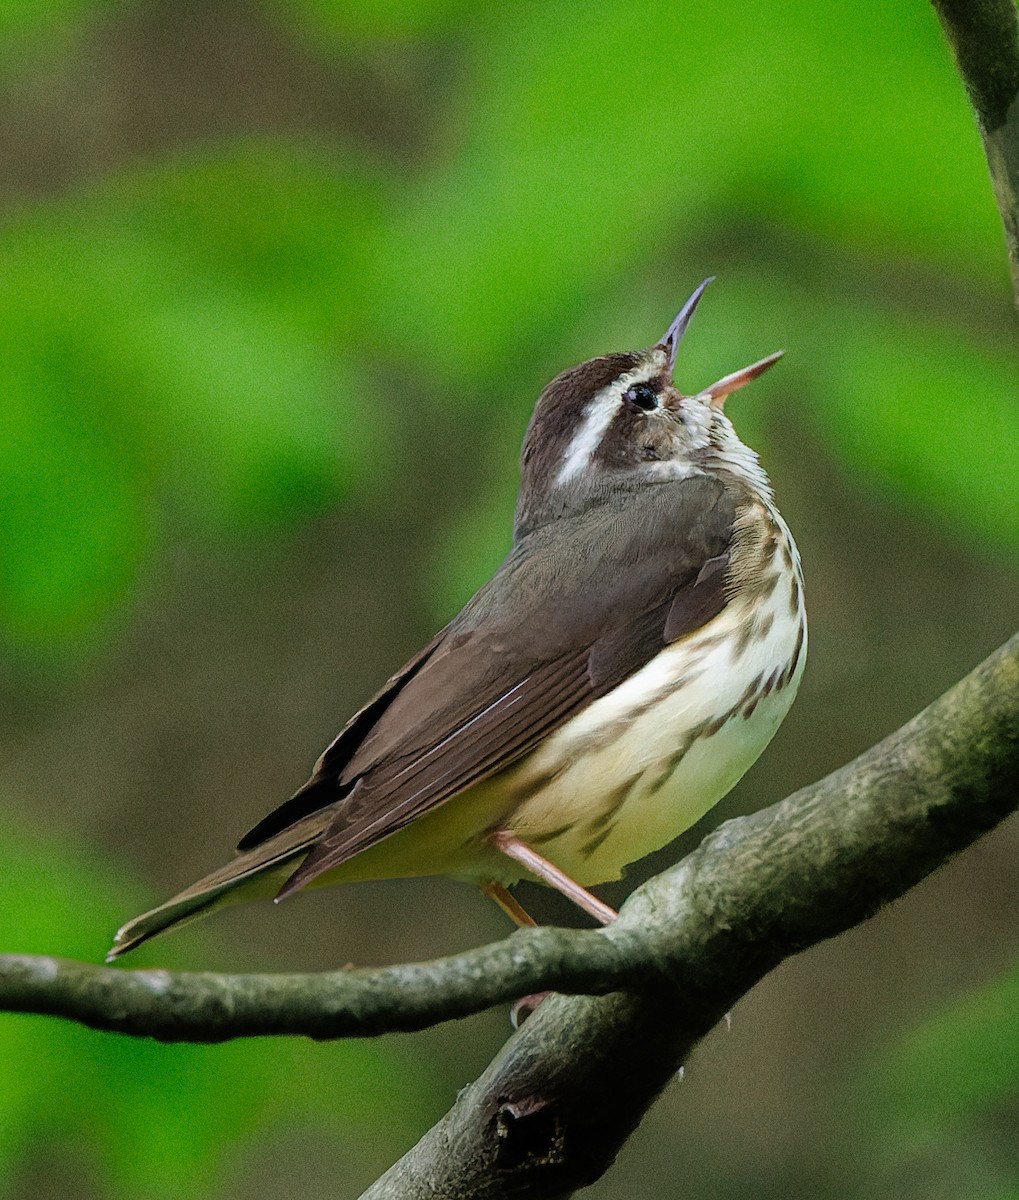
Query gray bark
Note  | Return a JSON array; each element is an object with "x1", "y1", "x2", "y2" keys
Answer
[
  {"x1": 360, "y1": 631, "x2": 1019, "y2": 1198},
  {"x1": 2, "y1": 632, "x2": 1017, "y2": 1195}
]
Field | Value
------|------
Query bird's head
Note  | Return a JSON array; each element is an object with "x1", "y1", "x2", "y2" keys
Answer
[{"x1": 514, "y1": 280, "x2": 782, "y2": 539}]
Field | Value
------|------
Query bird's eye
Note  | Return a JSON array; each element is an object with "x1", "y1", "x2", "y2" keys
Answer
[{"x1": 623, "y1": 383, "x2": 658, "y2": 411}]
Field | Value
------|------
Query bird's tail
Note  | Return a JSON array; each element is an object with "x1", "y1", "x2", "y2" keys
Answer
[{"x1": 106, "y1": 810, "x2": 332, "y2": 962}]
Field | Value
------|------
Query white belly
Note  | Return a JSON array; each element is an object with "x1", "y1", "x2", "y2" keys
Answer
[{"x1": 501, "y1": 570, "x2": 806, "y2": 886}]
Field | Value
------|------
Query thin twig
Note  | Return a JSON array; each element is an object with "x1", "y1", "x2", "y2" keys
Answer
[{"x1": 0, "y1": 927, "x2": 643, "y2": 1043}]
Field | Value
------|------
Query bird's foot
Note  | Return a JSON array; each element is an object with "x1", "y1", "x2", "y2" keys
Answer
[{"x1": 510, "y1": 991, "x2": 553, "y2": 1027}]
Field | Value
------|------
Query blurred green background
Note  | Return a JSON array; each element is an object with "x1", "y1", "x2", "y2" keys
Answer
[{"x1": 0, "y1": 0, "x2": 1017, "y2": 1196}]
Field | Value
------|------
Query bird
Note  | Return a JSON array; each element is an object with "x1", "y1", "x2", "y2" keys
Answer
[{"x1": 108, "y1": 279, "x2": 806, "y2": 962}]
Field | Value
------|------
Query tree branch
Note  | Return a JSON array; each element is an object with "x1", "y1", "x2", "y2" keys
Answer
[
  {"x1": 3, "y1": 633, "x2": 1016, "y2": 1048},
  {"x1": 2, "y1": 633, "x2": 1018, "y2": 1196},
  {"x1": 0, "y1": 927, "x2": 644, "y2": 1043},
  {"x1": 932, "y1": 0, "x2": 1019, "y2": 306},
  {"x1": 359, "y1": 631, "x2": 1019, "y2": 1198}
]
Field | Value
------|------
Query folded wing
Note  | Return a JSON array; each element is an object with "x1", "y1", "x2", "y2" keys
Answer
[{"x1": 266, "y1": 473, "x2": 738, "y2": 896}]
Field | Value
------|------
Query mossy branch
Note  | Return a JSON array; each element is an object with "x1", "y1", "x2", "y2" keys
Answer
[
  {"x1": 2, "y1": 633, "x2": 1018, "y2": 1196},
  {"x1": 2, "y1": 634, "x2": 1016, "y2": 1049},
  {"x1": 362, "y1": 631, "x2": 1019, "y2": 1198}
]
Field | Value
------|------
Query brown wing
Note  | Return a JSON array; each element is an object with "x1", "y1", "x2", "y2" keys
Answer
[
  {"x1": 236, "y1": 631, "x2": 447, "y2": 850},
  {"x1": 251, "y1": 474, "x2": 737, "y2": 897}
]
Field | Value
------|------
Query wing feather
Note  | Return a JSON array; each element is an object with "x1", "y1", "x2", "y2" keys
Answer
[
  {"x1": 279, "y1": 654, "x2": 592, "y2": 892},
  {"x1": 248, "y1": 473, "x2": 739, "y2": 897}
]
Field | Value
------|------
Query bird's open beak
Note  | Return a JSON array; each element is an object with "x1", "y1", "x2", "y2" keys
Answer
[
  {"x1": 661, "y1": 281, "x2": 783, "y2": 406},
  {"x1": 661, "y1": 277, "x2": 714, "y2": 372},
  {"x1": 700, "y1": 351, "x2": 783, "y2": 409}
]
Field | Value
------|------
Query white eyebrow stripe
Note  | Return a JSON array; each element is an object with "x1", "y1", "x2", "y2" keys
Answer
[
  {"x1": 556, "y1": 358, "x2": 663, "y2": 487},
  {"x1": 555, "y1": 392, "x2": 619, "y2": 487}
]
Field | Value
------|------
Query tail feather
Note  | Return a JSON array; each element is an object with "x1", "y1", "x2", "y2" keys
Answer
[{"x1": 106, "y1": 811, "x2": 332, "y2": 962}]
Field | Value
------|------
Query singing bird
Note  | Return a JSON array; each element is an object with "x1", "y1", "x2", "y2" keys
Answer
[{"x1": 109, "y1": 280, "x2": 805, "y2": 960}]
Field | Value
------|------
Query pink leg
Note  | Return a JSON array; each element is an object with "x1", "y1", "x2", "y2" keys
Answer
[
  {"x1": 480, "y1": 879, "x2": 548, "y2": 1026},
  {"x1": 480, "y1": 880, "x2": 538, "y2": 927},
  {"x1": 488, "y1": 830, "x2": 618, "y2": 926}
]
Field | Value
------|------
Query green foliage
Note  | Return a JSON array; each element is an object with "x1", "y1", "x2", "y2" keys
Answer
[
  {"x1": 872, "y1": 963, "x2": 1019, "y2": 1146},
  {"x1": 0, "y1": 811, "x2": 431, "y2": 1197},
  {"x1": 361, "y1": 0, "x2": 999, "y2": 384},
  {"x1": 1, "y1": 0, "x2": 1017, "y2": 1196},
  {"x1": 0, "y1": 0, "x2": 107, "y2": 61},
  {"x1": 863, "y1": 964, "x2": 1019, "y2": 1199},
  {"x1": 0, "y1": 143, "x2": 383, "y2": 651},
  {"x1": 274, "y1": 0, "x2": 478, "y2": 41},
  {"x1": 1, "y1": 0, "x2": 1015, "y2": 658},
  {"x1": 824, "y1": 313, "x2": 1019, "y2": 558}
]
